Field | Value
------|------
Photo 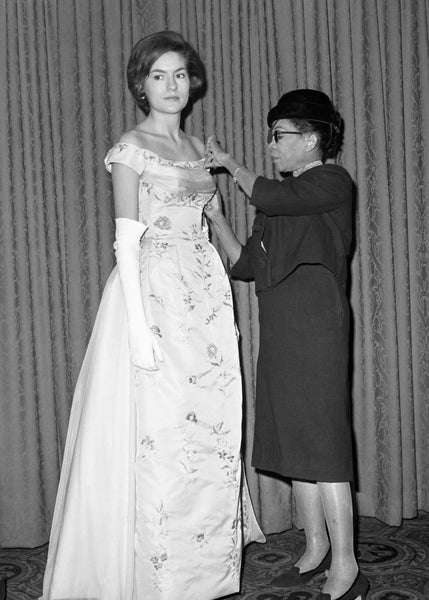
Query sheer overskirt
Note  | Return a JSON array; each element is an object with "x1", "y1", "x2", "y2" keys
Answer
[{"x1": 41, "y1": 269, "x2": 137, "y2": 600}]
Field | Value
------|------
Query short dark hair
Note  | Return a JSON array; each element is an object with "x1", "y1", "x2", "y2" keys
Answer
[
  {"x1": 289, "y1": 117, "x2": 344, "y2": 160},
  {"x1": 127, "y1": 30, "x2": 206, "y2": 115}
]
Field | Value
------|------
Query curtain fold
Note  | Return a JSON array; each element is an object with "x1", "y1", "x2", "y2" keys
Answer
[
  {"x1": 334, "y1": 0, "x2": 429, "y2": 523},
  {"x1": 1, "y1": 0, "x2": 428, "y2": 547},
  {"x1": 0, "y1": 0, "x2": 157, "y2": 547}
]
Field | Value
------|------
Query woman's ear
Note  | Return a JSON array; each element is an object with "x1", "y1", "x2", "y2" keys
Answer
[
  {"x1": 304, "y1": 133, "x2": 317, "y2": 152},
  {"x1": 136, "y1": 83, "x2": 146, "y2": 101}
]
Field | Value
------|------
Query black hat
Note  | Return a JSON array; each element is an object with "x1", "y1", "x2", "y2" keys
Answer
[{"x1": 267, "y1": 89, "x2": 340, "y2": 131}]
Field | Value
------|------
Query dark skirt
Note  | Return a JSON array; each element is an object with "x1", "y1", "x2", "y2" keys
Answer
[{"x1": 252, "y1": 264, "x2": 354, "y2": 482}]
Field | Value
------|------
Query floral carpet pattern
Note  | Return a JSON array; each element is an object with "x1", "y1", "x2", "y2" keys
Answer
[{"x1": 1, "y1": 513, "x2": 428, "y2": 599}]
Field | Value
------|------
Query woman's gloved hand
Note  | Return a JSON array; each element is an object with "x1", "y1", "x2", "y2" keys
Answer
[{"x1": 114, "y1": 217, "x2": 164, "y2": 371}]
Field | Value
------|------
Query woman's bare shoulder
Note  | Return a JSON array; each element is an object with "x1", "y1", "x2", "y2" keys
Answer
[
  {"x1": 188, "y1": 134, "x2": 205, "y2": 156},
  {"x1": 118, "y1": 128, "x2": 150, "y2": 148},
  {"x1": 116, "y1": 128, "x2": 205, "y2": 161}
]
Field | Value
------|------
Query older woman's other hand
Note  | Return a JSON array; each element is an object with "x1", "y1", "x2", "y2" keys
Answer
[
  {"x1": 203, "y1": 193, "x2": 224, "y2": 222},
  {"x1": 204, "y1": 136, "x2": 230, "y2": 169}
]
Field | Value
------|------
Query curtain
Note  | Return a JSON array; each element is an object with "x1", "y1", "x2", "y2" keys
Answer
[
  {"x1": 1, "y1": 0, "x2": 428, "y2": 547},
  {"x1": 0, "y1": 0, "x2": 157, "y2": 547}
]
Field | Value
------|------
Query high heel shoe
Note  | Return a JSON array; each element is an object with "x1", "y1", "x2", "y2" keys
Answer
[
  {"x1": 314, "y1": 570, "x2": 370, "y2": 600},
  {"x1": 271, "y1": 550, "x2": 331, "y2": 588}
]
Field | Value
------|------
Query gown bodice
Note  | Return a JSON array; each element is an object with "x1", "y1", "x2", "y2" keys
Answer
[{"x1": 105, "y1": 143, "x2": 217, "y2": 242}]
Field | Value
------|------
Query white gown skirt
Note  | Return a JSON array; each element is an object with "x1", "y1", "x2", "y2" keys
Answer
[{"x1": 41, "y1": 267, "x2": 264, "y2": 600}]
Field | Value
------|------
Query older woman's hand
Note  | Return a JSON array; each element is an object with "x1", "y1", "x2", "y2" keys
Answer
[
  {"x1": 204, "y1": 136, "x2": 230, "y2": 169},
  {"x1": 203, "y1": 192, "x2": 223, "y2": 222}
]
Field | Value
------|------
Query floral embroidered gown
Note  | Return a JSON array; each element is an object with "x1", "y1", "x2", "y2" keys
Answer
[{"x1": 41, "y1": 143, "x2": 264, "y2": 600}]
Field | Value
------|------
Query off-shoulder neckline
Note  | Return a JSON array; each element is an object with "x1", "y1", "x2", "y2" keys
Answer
[{"x1": 110, "y1": 142, "x2": 206, "y2": 167}]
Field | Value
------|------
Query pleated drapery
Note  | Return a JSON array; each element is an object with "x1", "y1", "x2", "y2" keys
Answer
[
  {"x1": 0, "y1": 0, "x2": 156, "y2": 546},
  {"x1": 1, "y1": 0, "x2": 428, "y2": 547}
]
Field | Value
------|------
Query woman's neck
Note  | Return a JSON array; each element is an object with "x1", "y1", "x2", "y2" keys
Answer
[
  {"x1": 138, "y1": 112, "x2": 183, "y2": 141},
  {"x1": 133, "y1": 112, "x2": 202, "y2": 161}
]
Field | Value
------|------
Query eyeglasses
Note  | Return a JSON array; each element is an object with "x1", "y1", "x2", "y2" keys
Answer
[{"x1": 267, "y1": 129, "x2": 303, "y2": 144}]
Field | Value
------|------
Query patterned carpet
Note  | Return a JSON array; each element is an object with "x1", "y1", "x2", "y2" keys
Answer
[{"x1": 1, "y1": 512, "x2": 428, "y2": 599}]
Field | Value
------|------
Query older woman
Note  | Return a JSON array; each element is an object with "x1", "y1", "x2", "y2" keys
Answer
[{"x1": 204, "y1": 89, "x2": 369, "y2": 600}]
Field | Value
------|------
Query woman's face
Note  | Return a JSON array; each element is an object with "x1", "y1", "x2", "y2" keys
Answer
[
  {"x1": 144, "y1": 51, "x2": 190, "y2": 115},
  {"x1": 268, "y1": 119, "x2": 317, "y2": 172}
]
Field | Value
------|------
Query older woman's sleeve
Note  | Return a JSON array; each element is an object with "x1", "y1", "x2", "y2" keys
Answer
[
  {"x1": 229, "y1": 241, "x2": 255, "y2": 281},
  {"x1": 250, "y1": 165, "x2": 353, "y2": 216}
]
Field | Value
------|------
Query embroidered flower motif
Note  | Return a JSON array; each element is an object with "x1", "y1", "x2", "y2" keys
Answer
[
  {"x1": 185, "y1": 348, "x2": 236, "y2": 394},
  {"x1": 206, "y1": 307, "x2": 220, "y2": 324},
  {"x1": 184, "y1": 294, "x2": 195, "y2": 310},
  {"x1": 150, "y1": 551, "x2": 168, "y2": 571},
  {"x1": 179, "y1": 420, "x2": 198, "y2": 482},
  {"x1": 175, "y1": 274, "x2": 196, "y2": 314},
  {"x1": 151, "y1": 189, "x2": 211, "y2": 208},
  {"x1": 213, "y1": 421, "x2": 225, "y2": 435},
  {"x1": 149, "y1": 293, "x2": 165, "y2": 308},
  {"x1": 149, "y1": 240, "x2": 171, "y2": 260},
  {"x1": 183, "y1": 224, "x2": 205, "y2": 242},
  {"x1": 151, "y1": 325, "x2": 162, "y2": 338},
  {"x1": 154, "y1": 216, "x2": 171, "y2": 230},
  {"x1": 207, "y1": 343, "x2": 218, "y2": 359},
  {"x1": 223, "y1": 289, "x2": 233, "y2": 306},
  {"x1": 211, "y1": 422, "x2": 238, "y2": 487},
  {"x1": 228, "y1": 548, "x2": 241, "y2": 579},
  {"x1": 191, "y1": 531, "x2": 208, "y2": 549},
  {"x1": 217, "y1": 448, "x2": 233, "y2": 461},
  {"x1": 140, "y1": 435, "x2": 156, "y2": 459}
]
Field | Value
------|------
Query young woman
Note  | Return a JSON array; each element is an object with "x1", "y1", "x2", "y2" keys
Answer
[{"x1": 41, "y1": 31, "x2": 263, "y2": 600}]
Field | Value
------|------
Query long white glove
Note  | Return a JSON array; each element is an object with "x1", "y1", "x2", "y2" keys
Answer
[{"x1": 114, "y1": 217, "x2": 163, "y2": 371}]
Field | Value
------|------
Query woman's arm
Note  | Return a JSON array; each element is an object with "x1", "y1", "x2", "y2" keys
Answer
[
  {"x1": 110, "y1": 160, "x2": 163, "y2": 371},
  {"x1": 204, "y1": 194, "x2": 243, "y2": 265},
  {"x1": 112, "y1": 163, "x2": 139, "y2": 219},
  {"x1": 251, "y1": 166, "x2": 353, "y2": 216}
]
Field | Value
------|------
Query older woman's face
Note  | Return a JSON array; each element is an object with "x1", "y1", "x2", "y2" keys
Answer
[{"x1": 268, "y1": 119, "x2": 316, "y2": 173}]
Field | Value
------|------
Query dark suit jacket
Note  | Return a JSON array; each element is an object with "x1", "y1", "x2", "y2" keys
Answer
[{"x1": 230, "y1": 164, "x2": 353, "y2": 292}]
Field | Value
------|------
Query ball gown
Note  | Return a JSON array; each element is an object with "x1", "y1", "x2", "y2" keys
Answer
[{"x1": 40, "y1": 142, "x2": 264, "y2": 600}]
